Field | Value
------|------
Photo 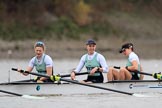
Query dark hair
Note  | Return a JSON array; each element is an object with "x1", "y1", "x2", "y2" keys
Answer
[{"x1": 119, "y1": 43, "x2": 134, "y2": 53}]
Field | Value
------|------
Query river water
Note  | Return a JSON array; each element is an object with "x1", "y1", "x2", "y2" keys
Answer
[{"x1": 0, "y1": 59, "x2": 162, "y2": 108}]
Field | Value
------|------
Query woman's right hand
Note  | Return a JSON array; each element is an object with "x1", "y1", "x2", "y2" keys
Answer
[
  {"x1": 17, "y1": 68, "x2": 22, "y2": 73},
  {"x1": 71, "y1": 71, "x2": 76, "y2": 80},
  {"x1": 17, "y1": 68, "x2": 28, "y2": 76}
]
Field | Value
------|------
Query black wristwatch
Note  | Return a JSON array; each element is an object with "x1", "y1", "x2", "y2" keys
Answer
[{"x1": 125, "y1": 66, "x2": 129, "y2": 70}]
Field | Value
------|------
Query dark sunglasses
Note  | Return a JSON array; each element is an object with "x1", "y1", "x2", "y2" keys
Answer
[{"x1": 35, "y1": 41, "x2": 45, "y2": 47}]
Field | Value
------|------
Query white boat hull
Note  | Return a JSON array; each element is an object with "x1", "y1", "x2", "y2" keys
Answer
[{"x1": 0, "y1": 80, "x2": 162, "y2": 96}]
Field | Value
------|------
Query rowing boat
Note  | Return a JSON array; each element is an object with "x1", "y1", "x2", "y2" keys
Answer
[
  {"x1": 1, "y1": 79, "x2": 162, "y2": 96},
  {"x1": 1, "y1": 68, "x2": 161, "y2": 97}
]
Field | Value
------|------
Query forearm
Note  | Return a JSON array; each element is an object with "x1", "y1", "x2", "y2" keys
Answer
[
  {"x1": 127, "y1": 60, "x2": 138, "y2": 71},
  {"x1": 46, "y1": 67, "x2": 53, "y2": 76},
  {"x1": 126, "y1": 65, "x2": 138, "y2": 71},
  {"x1": 98, "y1": 54, "x2": 108, "y2": 73}
]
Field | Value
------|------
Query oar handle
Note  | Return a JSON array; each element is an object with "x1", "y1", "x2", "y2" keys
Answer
[
  {"x1": 11, "y1": 68, "x2": 24, "y2": 73},
  {"x1": 11, "y1": 68, "x2": 18, "y2": 71},
  {"x1": 113, "y1": 66, "x2": 120, "y2": 69}
]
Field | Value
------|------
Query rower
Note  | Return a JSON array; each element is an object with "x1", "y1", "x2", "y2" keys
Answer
[
  {"x1": 18, "y1": 41, "x2": 54, "y2": 83},
  {"x1": 107, "y1": 43, "x2": 144, "y2": 81},
  {"x1": 70, "y1": 39, "x2": 109, "y2": 83}
]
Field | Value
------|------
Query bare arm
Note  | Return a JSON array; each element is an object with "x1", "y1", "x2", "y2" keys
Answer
[
  {"x1": 127, "y1": 60, "x2": 138, "y2": 71},
  {"x1": 139, "y1": 65, "x2": 144, "y2": 80}
]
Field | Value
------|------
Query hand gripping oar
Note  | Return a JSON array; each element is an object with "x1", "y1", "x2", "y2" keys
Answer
[
  {"x1": 12, "y1": 68, "x2": 150, "y2": 97},
  {"x1": 113, "y1": 66, "x2": 162, "y2": 80},
  {"x1": 0, "y1": 90, "x2": 45, "y2": 99}
]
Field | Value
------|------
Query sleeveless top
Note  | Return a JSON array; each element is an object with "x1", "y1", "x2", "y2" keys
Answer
[
  {"x1": 85, "y1": 53, "x2": 101, "y2": 76},
  {"x1": 34, "y1": 54, "x2": 46, "y2": 74},
  {"x1": 126, "y1": 52, "x2": 140, "y2": 78}
]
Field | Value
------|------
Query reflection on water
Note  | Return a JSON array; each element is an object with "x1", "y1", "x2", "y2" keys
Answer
[{"x1": 0, "y1": 59, "x2": 162, "y2": 108}]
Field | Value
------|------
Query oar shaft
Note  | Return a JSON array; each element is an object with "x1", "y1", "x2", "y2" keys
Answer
[
  {"x1": 61, "y1": 72, "x2": 88, "y2": 77},
  {"x1": 0, "y1": 89, "x2": 45, "y2": 99},
  {"x1": 12, "y1": 68, "x2": 88, "y2": 78},
  {"x1": 137, "y1": 71, "x2": 152, "y2": 76},
  {"x1": 0, "y1": 90, "x2": 22, "y2": 96},
  {"x1": 60, "y1": 78, "x2": 133, "y2": 95},
  {"x1": 12, "y1": 68, "x2": 50, "y2": 78}
]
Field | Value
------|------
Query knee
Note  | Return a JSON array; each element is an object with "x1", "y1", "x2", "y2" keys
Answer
[
  {"x1": 109, "y1": 67, "x2": 117, "y2": 72},
  {"x1": 108, "y1": 67, "x2": 113, "y2": 71},
  {"x1": 108, "y1": 67, "x2": 115, "y2": 73},
  {"x1": 120, "y1": 67, "x2": 126, "y2": 72},
  {"x1": 119, "y1": 69, "x2": 125, "y2": 74}
]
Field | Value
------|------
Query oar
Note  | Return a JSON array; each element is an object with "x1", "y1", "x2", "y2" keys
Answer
[
  {"x1": 113, "y1": 66, "x2": 162, "y2": 79},
  {"x1": 0, "y1": 90, "x2": 45, "y2": 99},
  {"x1": 11, "y1": 68, "x2": 88, "y2": 78},
  {"x1": 12, "y1": 68, "x2": 150, "y2": 97},
  {"x1": 60, "y1": 72, "x2": 88, "y2": 77}
]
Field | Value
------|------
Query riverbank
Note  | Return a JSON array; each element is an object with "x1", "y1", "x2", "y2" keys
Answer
[{"x1": 0, "y1": 37, "x2": 162, "y2": 60}]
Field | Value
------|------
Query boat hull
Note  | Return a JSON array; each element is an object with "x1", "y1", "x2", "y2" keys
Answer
[{"x1": 1, "y1": 80, "x2": 162, "y2": 96}]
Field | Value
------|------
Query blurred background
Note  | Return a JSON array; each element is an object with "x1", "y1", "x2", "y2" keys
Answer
[{"x1": 0, "y1": 0, "x2": 162, "y2": 60}]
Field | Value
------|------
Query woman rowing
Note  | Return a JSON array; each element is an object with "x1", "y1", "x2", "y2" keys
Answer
[
  {"x1": 71, "y1": 39, "x2": 108, "y2": 83},
  {"x1": 107, "y1": 43, "x2": 144, "y2": 81},
  {"x1": 18, "y1": 41, "x2": 54, "y2": 82}
]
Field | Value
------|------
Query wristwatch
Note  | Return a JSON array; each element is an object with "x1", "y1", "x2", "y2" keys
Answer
[{"x1": 125, "y1": 66, "x2": 129, "y2": 70}]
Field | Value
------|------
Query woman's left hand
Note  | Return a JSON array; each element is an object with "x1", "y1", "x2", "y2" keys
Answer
[{"x1": 90, "y1": 67, "x2": 98, "y2": 75}]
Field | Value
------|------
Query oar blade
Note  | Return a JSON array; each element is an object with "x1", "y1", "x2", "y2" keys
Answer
[
  {"x1": 22, "y1": 95, "x2": 46, "y2": 99},
  {"x1": 132, "y1": 93, "x2": 157, "y2": 97}
]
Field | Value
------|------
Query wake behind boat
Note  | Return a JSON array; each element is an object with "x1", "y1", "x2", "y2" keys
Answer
[{"x1": 0, "y1": 79, "x2": 162, "y2": 96}]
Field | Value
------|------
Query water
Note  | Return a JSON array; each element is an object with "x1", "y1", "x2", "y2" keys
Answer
[
  {"x1": 0, "y1": 59, "x2": 162, "y2": 108},
  {"x1": 0, "y1": 94, "x2": 162, "y2": 108}
]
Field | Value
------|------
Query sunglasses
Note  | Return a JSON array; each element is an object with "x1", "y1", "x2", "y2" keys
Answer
[
  {"x1": 123, "y1": 48, "x2": 129, "y2": 52},
  {"x1": 35, "y1": 41, "x2": 45, "y2": 47}
]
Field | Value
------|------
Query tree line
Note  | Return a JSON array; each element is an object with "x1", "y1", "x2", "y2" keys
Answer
[{"x1": 0, "y1": 0, "x2": 162, "y2": 41}]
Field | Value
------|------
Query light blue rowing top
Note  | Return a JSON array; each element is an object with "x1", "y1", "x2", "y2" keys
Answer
[{"x1": 85, "y1": 53, "x2": 101, "y2": 76}]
